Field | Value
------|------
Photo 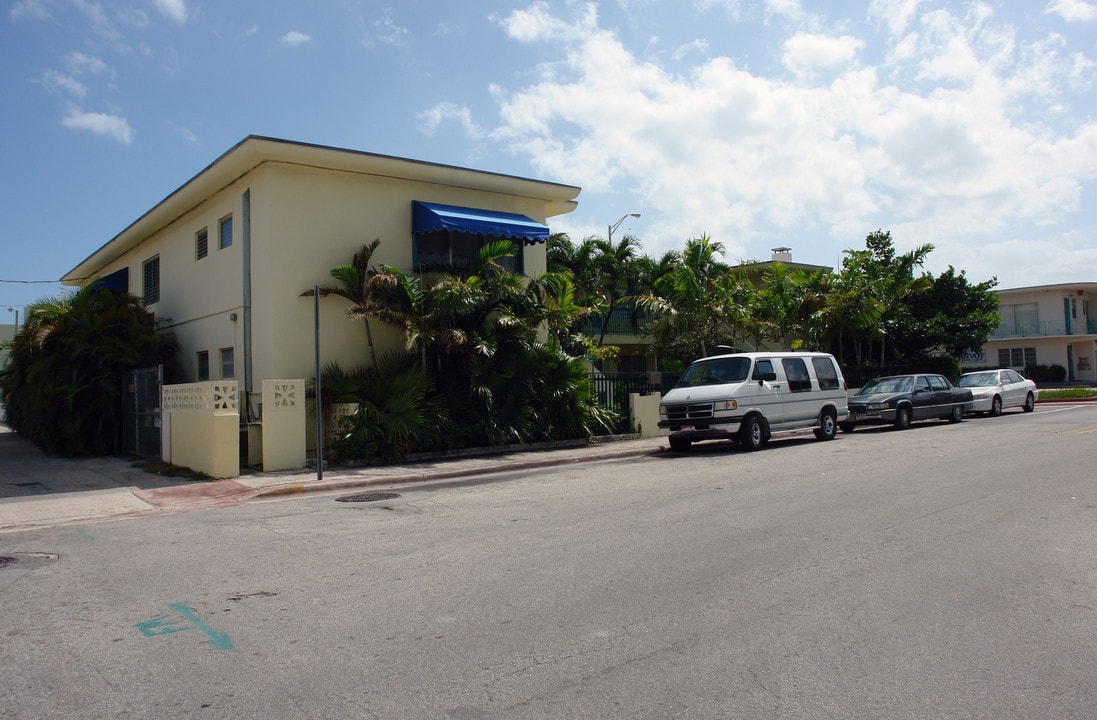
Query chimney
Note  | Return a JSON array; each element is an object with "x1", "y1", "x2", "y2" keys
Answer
[{"x1": 771, "y1": 247, "x2": 792, "y2": 263}]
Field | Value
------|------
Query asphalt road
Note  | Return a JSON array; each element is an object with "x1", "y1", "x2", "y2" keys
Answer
[{"x1": 2, "y1": 403, "x2": 1096, "y2": 719}]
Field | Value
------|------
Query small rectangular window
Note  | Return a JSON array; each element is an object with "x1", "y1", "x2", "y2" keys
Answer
[
  {"x1": 811, "y1": 357, "x2": 840, "y2": 390},
  {"x1": 782, "y1": 357, "x2": 812, "y2": 392},
  {"x1": 220, "y1": 347, "x2": 235, "y2": 379},
  {"x1": 999, "y1": 347, "x2": 1037, "y2": 368},
  {"x1": 142, "y1": 256, "x2": 160, "y2": 304},
  {"x1": 219, "y1": 215, "x2": 233, "y2": 249},
  {"x1": 196, "y1": 228, "x2": 208, "y2": 260},
  {"x1": 196, "y1": 351, "x2": 210, "y2": 382}
]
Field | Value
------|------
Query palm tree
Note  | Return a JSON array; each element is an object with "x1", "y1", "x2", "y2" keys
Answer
[{"x1": 301, "y1": 240, "x2": 385, "y2": 366}]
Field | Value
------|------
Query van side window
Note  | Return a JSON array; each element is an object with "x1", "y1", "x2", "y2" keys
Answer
[
  {"x1": 782, "y1": 358, "x2": 812, "y2": 392},
  {"x1": 811, "y1": 357, "x2": 840, "y2": 390}
]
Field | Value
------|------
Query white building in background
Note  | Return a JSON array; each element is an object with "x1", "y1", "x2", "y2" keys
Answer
[{"x1": 965, "y1": 283, "x2": 1097, "y2": 383}]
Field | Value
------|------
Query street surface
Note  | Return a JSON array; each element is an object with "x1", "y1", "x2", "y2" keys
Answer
[{"x1": 2, "y1": 403, "x2": 1096, "y2": 719}]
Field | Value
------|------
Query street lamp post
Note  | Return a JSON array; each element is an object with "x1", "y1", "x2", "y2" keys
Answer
[
  {"x1": 607, "y1": 213, "x2": 641, "y2": 244},
  {"x1": 6, "y1": 307, "x2": 17, "y2": 329}
]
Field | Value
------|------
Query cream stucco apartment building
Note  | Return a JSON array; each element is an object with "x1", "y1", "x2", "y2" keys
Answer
[
  {"x1": 62, "y1": 136, "x2": 581, "y2": 422},
  {"x1": 965, "y1": 283, "x2": 1097, "y2": 384}
]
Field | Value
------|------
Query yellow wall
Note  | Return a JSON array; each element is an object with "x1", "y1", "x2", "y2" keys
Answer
[{"x1": 169, "y1": 411, "x2": 240, "y2": 479}]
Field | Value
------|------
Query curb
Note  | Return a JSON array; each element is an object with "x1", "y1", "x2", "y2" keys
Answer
[{"x1": 255, "y1": 443, "x2": 668, "y2": 498}]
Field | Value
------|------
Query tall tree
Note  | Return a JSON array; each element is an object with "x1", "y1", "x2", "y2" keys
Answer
[
  {"x1": 301, "y1": 239, "x2": 385, "y2": 366},
  {"x1": 892, "y1": 266, "x2": 1000, "y2": 359},
  {"x1": 0, "y1": 286, "x2": 180, "y2": 456}
]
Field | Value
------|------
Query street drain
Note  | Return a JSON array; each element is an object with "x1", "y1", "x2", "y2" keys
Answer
[
  {"x1": 336, "y1": 492, "x2": 400, "y2": 503},
  {"x1": 0, "y1": 556, "x2": 17, "y2": 568}
]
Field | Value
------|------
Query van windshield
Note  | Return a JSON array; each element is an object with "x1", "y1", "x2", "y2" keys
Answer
[{"x1": 675, "y1": 357, "x2": 752, "y2": 388}]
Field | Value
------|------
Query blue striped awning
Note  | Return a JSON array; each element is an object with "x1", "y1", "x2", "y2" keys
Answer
[{"x1": 412, "y1": 201, "x2": 550, "y2": 245}]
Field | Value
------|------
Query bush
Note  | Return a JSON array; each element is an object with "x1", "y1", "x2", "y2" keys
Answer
[{"x1": 1025, "y1": 364, "x2": 1068, "y2": 382}]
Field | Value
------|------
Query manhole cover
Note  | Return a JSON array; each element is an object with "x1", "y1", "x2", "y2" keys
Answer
[
  {"x1": 336, "y1": 492, "x2": 401, "y2": 503},
  {"x1": 0, "y1": 556, "x2": 17, "y2": 568}
]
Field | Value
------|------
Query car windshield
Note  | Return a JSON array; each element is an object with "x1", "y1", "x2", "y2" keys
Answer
[
  {"x1": 858, "y1": 376, "x2": 914, "y2": 395},
  {"x1": 958, "y1": 372, "x2": 997, "y2": 388},
  {"x1": 675, "y1": 357, "x2": 752, "y2": 387}
]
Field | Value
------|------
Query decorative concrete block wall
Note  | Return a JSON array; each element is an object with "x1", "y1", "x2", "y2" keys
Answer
[
  {"x1": 261, "y1": 379, "x2": 306, "y2": 471},
  {"x1": 629, "y1": 392, "x2": 663, "y2": 438},
  {"x1": 161, "y1": 382, "x2": 240, "y2": 479}
]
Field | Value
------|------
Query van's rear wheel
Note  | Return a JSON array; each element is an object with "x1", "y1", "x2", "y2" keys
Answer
[
  {"x1": 669, "y1": 436, "x2": 691, "y2": 452},
  {"x1": 739, "y1": 415, "x2": 767, "y2": 451},
  {"x1": 814, "y1": 409, "x2": 837, "y2": 440}
]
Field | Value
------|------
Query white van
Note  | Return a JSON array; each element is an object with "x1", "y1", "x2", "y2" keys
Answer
[{"x1": 658, "y1": 351, "x2": 848, "y2": 452}]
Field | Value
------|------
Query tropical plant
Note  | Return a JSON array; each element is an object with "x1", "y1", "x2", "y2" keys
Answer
[
  {"x1": 322, "y1": 353, "x2": 444, "y2": 463},
  {"x1": 301, "y1": 239, "x2": 386, "y2": 365},
  {"x1": 0, "y1": 286, "x2": 181, "y2": 456}
]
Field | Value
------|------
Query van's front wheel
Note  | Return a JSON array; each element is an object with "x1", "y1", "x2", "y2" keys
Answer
[
  {"x1": 669, "y1": 436, "x2": 691, "y2": 452},
  {"x1": 814, "y1": 409, "x2": 838, "y2": 440},
  {"x1": 739, "y1": 415, "x2": 767, "y2": 451}
]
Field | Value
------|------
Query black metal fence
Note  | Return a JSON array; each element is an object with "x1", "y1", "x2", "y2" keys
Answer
[
  {"x1": 587, "y1": 372, "x2": 679, "y2": 434},
  {"x1": 122, "y1": 366, "x2": 162, "y2": 457}
]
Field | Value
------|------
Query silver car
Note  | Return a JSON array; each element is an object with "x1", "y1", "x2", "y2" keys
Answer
[{"x1": 957, "y1": 369, "x2": 1037, "y2": 416}]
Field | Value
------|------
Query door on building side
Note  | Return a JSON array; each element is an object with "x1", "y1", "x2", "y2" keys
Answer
[{"x1": 123, "y1": 366, "x2": 162, "y2": 457}]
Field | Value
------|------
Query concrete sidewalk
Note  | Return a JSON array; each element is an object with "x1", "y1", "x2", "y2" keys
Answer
[{"x1": 0, "y1": 425, "x2": 669, "y2": 533}]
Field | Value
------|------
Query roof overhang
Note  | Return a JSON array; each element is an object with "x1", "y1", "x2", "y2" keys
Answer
[{"x1": 62, "y1": 135, "x2": 581, "y2": 285}]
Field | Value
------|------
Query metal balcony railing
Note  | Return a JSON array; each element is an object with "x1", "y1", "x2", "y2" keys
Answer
[{"x1": 989, "y1": 318, "x2": 1097, "y2": 339}]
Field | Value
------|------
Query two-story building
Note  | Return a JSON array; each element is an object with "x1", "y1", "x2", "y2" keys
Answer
[
  {"x1": 61, "y1": 136, "x2": 582, "y2": 423},
  {"x1": 966, "y1": 283, "x2": 1097, "y2": 383}
]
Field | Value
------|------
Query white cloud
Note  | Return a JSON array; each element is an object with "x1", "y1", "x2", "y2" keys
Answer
[
  {"x1": 10, "y1": 0, "x2": 53, "y2": 20},
  {"x1": 43, "y1": 70, "x2": 86, "y2": 99},
  {"x1": 64, "y1": 51, "x2": 109, "y2": 76},
  {"x1": 372, "y1": 8, "x2": 408, "y2": 47},
  {"x1": 782, "y1": 33, "x2": 864, "y2": 80},
  {"x1": 61, "y1": 110, "x2": 133, "y2": 144},
  {"x1": 487, "y1": 3, "x2": 1097, "y2": 270},
  {"x1": 416, "y1": 102, "x2": 484, "y2": 139},
  {"x1": 496, "y1": 1, "x2": 599, "y2": 43},
  {"x1": 280, "y1": 30, "x2": 312, "y2": 46},
  {"x1": 869, "y1": 0, "x2": 921, "y2": 36},
  {"x1": 155, "y1": 0, "x2": 187, "y2": 24},
  {"x1": 1047, "y1": 0, "x2": 1097, "y2": 22}
]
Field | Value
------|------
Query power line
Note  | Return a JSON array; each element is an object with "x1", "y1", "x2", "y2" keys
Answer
[{"x1": 0, "y1": 279, "x2": 62, "y2": 284}]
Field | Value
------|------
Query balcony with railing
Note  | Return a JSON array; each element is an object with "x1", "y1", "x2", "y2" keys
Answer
[
  {"x1": 578, "y1": 308, "x2": 655, "y2": 338},
  {"x1": 989, "y1": 317, "x2": 1097, "y2": 340}
]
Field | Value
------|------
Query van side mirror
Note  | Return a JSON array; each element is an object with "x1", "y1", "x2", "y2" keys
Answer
[{"x1": 754, "y1": 371, "x2": 778, "y2": 383}]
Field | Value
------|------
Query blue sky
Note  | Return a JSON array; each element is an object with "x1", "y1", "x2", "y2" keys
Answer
[{"x1": 3, "y1": 0, "x2": 1097, "y2": 321}]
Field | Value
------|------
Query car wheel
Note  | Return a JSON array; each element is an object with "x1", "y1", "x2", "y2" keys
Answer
[
  {"x1": 949, "y1": 404, "x2": 963, "y2": 423},
  {"x1": 989, "y1": 395, "x2": 1003, "y2": 417},
  {"x1": 1023, "y1": 392, "x2": 1035, "y2": 412},
  {"x1": 814, "y1": 409, "x2": 837, "y2": 441},
  {"x1": 893, "y1": 405, "x2": 912, "y2": 430},
  {"x1": 739, "y1": 415, "x2": 767, "y2": 451},
  {"x1": 669, "y1": 436, "x2": 691, "y2": 452}
]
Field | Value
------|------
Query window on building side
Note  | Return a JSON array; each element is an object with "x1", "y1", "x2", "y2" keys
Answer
[
  {"x1": 196, "y1": 228, "x2": 208, "y2": 260},
  {"x1": 219, "y1": 215, "x2": 233, "y2": 249},
  {"x1": 998, "y1": 347, "x2": 1037, "y2": 368},
  {"x1": 197, "y1": 351, "x2": 210, "y2": 382},
  {"x1": 415, "y1": 229, "x2": 520, "y2": 273},
  {"x1": 220, "y1": 347, "x2": 235, "y2": 379},
  {"x1": 142, "y1": 256, "x2": 160, "y2": 304}
]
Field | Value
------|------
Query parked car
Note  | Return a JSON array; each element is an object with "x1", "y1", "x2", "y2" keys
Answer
[
  {"x1": 957, "y1": 369, "x2": 1037, "y2": 415},
  {"x1": 842, "y1": 373, "x2": 973, "y2": 431},
  {"x1": 659, "y1": 351, "x2": 848, "y2": 452}
]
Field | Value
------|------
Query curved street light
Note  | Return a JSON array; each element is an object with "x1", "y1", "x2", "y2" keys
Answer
[
  {"x1": 608, "y1": 213, "x2": 641, "y2": 244},
  {"x1": 6, "y1": 307, "x2": 17, "y2": 329}
]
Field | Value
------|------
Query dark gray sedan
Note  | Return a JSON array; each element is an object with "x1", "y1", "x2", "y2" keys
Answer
[{"x1": 842, "y1": 374, "x2": 974, "y2": 431}]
